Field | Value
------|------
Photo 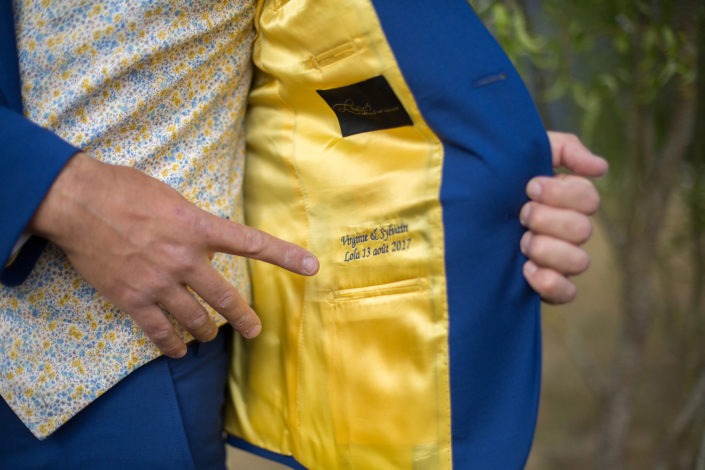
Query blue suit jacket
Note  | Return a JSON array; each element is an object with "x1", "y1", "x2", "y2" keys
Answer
[
  {"x1": 227, "y1": 2, "x2": 553, "y2": 469},
  {"x1": 2, "y1": 2, "x2": 551, "y2": 468},
  {"x1": 0, "y1": 1, "x2": 79, "y2": 286}
]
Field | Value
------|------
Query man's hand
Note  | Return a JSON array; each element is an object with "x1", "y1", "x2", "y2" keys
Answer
[
  {"x1": 30, "y1": 153, "x2": 319, "y2": 358},
  {"x1": 520, "y1": 131, "x2": 608, "y2": 304}
]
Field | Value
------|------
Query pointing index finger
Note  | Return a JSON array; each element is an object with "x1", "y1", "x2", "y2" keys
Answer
[{"x1": 203, "y1": 213, "x2": 319, "y2": 276}]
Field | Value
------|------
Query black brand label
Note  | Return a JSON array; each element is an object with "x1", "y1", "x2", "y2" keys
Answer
[{"x1": 316, "y1": 75, "x2": 413, "y2": 137}]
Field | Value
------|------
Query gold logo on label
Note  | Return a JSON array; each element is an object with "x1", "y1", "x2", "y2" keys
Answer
[{"x1": 332, "y1": 99, "x2": 400, "y2": 117}]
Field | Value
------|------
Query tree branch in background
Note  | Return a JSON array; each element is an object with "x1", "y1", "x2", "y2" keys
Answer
[{"x1": 651, "y1": 367, "x2": 705, "y2": 470}]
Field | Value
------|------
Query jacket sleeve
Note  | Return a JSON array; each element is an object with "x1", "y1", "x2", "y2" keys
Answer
[
  {"x1": 0, "y1": 2, "x2": 80, "y2": 286},
  {"x1": 0, "y1": 106, "x2": 80, "y2": 286}
]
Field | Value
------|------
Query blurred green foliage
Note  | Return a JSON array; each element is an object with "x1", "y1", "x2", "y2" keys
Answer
[
  {"x1": 471, "y1": 0, "x2": 697, "y2": 143},
  {"x1": 467, "y1": 1, "x2": 705, "y2": 469}
]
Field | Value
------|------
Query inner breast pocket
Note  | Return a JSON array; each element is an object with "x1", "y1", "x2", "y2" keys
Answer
[{"x1": 325, "y1": 278, "x2": 445, "y2": 448}]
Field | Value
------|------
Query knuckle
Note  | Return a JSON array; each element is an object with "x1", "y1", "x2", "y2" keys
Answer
[
  {"x1": 148, "y1": 324, "x2": 176, "y2": 343},
  {"x1": 243, "y1": 229, "x2": 266, "y2": 256},
  {"x1": 170, "y1": 204, "x2": 200, "y2": 235},
  {"x1": 185, "y1": 208, "x2": 221, "y2": 246},
  {"x1": 527, "y1": 204, "x2": 547, "y2": 229},
  {"x1": 194, "y1": 217, "x2": 216, "y2": 245},
  {"x1": 160, "y1": 244, "x2": 199, "y2": 274},
  {"x1": 195, "y1": 214, "x2": 225, "y2": 248},
  {"x1": 574, "y1": 217, "x2": 593, "y2": 244},
  {"x1": 540, "y1": 272, "x2": 563, "y2": 296},
  {"x1": 214, "y1": 290, "x2": 238, "y2": 312},
  {"x1": 191, "y1": 211, "x2": 210, "y2": 236},
  {"x1": 542, "y1": 275, "x2": 577, "y2": 304},
  {"x1": 543, "y1": 181, "x2": 562, "y2": 202},
  {"x1": 180, "y1": 256, "x2": 200, "y2": 277},
  {"x1": 180, "y1": 205, "x2": 204, "y2": 231},
  {"x1": 550, "y1": 175, "x2": 576, "y2": 201},
  {"x1": 177, "y1": 252, "x2": 200, "y2": 277},
  {"x1": 585, "y1": 190, "x2": 601, "y2": 214},
  {"x1": 113, "y1": 282, "x2": 152, "y2": 309},
  {"x1": 230, "y1": 311, "x2": 250, "y2": 331},
  {"x1": 565, "y1": 133, "x2": 581, "y2": 146},
  {"x1": 284, "y1": 247, "x2": 298, "y2": 266},
  {"x1": 112, "y1": 283, "x2": 139, "y2": 307},
  {"x1": 167, "y1": 244, "x2": 190, "y2": 264},
  {"x1": 182, "y1": 310, "x2": 210, "y2": 332},
  {"x1": 151, "y1": 276, "x2": 173, "y2": 297}
]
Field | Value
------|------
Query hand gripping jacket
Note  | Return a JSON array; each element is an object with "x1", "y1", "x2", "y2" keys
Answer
[{"x1": 225, "y1": 1, "x2": 553, "y2": 469}]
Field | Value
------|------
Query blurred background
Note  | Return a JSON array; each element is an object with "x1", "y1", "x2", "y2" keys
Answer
[
  {"x1": 229, "y1": 1, "x2": 704, "y2": 469},
  {"x1": 470, "y1": 0, "x2": 704, "y2": 469}
]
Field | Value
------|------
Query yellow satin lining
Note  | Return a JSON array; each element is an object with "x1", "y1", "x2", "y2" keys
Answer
[{"x1": 225, "y1": 1, "x2": 452, "y2": 468}]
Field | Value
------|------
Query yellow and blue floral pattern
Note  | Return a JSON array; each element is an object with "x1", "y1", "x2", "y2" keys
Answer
[{"x1": 1, "y1": 0, "x2": 255, "y2": 438}]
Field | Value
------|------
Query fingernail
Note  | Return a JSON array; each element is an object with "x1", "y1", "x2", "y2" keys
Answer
[
  {"x1": 245, "y1": 323, "x2": 261, "y2": 339},
  {"x1": 520, "y1": 232, "x2": 531, "y2": 254},
  {"x1": 527, "y1": 180, "x2": 542, "y2": 199},
  {"x1": 524, "y1": 261, "x2": 538, "y2": 276},
  {"x1": 302, "y1": 255, "x2": 319, "y2": 275},
  {"x1": 520, "y1": 204, "x2": 531, "y2": 226}
]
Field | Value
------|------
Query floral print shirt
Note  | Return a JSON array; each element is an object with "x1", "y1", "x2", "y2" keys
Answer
[{"x1": 1, "y1": 0, "x2": 255, "y2": 438}]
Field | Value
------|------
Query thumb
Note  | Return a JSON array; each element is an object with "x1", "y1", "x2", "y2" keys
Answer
[{"x1": 547, "y1": 131, "x2": 608, "y2": 177}]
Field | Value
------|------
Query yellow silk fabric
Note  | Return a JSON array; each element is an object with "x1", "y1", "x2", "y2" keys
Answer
[{"x1": 225, "y1": 1, "x2": 452, "y2": 468}]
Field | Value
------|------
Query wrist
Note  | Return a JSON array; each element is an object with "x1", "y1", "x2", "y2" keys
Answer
[{"x1": 28, "y1": 152, "x2": 103, "y2": 243}]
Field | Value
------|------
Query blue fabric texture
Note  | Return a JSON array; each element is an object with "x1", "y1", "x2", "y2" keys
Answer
[
  {"x1": 0, "y1": 329, "x2": 229, "y2": 470},
  {"x1": 0, "y1": 1, "x2": 80, "y2": 285},
  {"x1": 0, "y1": 1, "x2": 22, "y2": 114},
  {"x1": 169, "y1": 329, "x2": 230, "y2": 470},
  {"x1": 371, "y1": 1, "x2": 552, "y2": 469}
]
